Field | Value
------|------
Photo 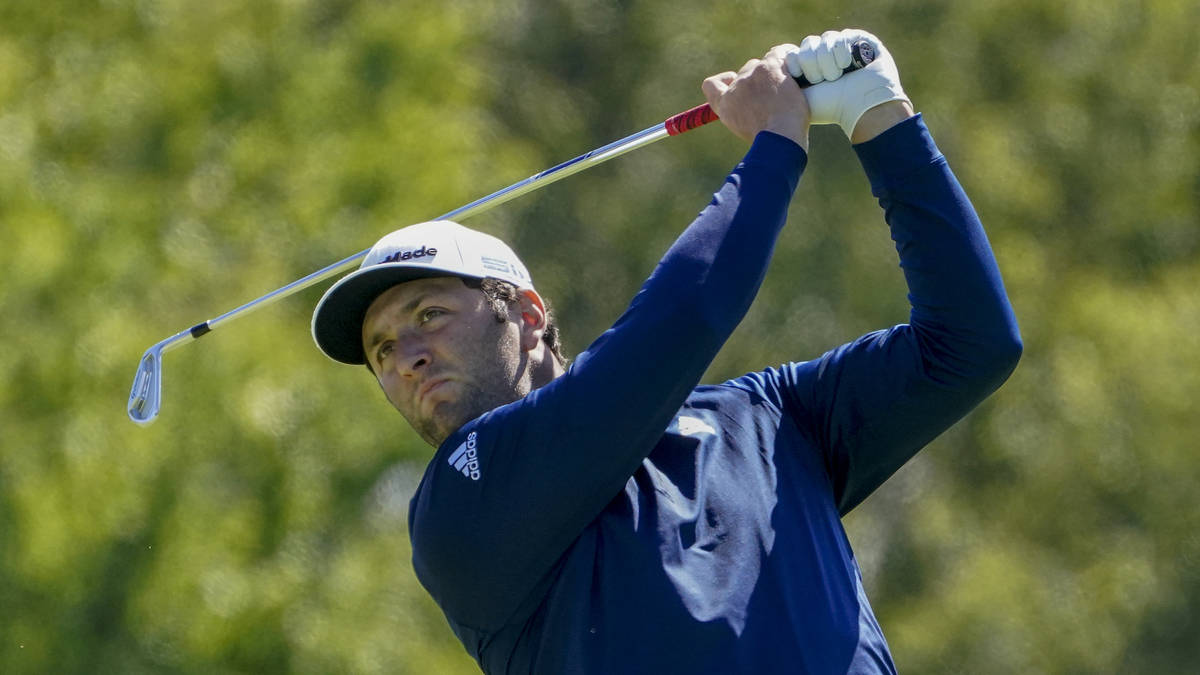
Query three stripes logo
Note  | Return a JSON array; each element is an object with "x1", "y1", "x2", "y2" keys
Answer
[{"x1": 448, "y1": 431, "x2": 481, "y2": 481}]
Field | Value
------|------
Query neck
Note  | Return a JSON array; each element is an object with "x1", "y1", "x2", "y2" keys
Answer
[{"x1": 529, "y1": 348, "x2": 566, "y2": 390}]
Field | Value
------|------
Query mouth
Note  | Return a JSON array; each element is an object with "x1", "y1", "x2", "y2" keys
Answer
[{"x1": 417, "y1": 377, "x2": 451, "y2": 402}]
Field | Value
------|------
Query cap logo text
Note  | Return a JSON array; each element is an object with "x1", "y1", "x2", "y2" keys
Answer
[{"x1": 382, "y1": 246, "x2": 437, "y2": 264}]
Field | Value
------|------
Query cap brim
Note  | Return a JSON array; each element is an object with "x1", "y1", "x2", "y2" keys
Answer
[{"x1": 312, "y1": 264, "x2": 480, "y2": 365}]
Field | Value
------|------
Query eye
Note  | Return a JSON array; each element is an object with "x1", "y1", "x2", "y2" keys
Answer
[
  {"x1": 375, "y1": 340, "x2": 394, "y2": 364},
  {"x1": 418, "y1": 307, "x2": 445, "y2": 325}
]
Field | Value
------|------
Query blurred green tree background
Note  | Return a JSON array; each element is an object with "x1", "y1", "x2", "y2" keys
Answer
[{"x1": 2, "y1": 0, "x2": 1198, "y2": 672}]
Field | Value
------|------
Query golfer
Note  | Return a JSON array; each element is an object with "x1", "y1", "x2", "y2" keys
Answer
[{"x1": 312, "y1": 29, "x2": 1021, "y2": 674}]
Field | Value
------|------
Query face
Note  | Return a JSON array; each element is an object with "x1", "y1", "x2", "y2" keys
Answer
[{"x1": 361, "y1": 276, "x2": 532, "y2": 447}]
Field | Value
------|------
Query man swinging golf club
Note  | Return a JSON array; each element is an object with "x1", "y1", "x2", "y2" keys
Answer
[{"x1": 311, "y1": 29, "x2": 1021, "y2": 675}]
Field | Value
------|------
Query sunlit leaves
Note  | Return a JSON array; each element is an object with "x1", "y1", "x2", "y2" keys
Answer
[{"x1": 2, "y1": 0, "x2": 1198, "y2": 672}]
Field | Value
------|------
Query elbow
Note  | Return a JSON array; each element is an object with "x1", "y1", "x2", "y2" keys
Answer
[
  {"x1": 996, "y1": 330, "x2": 1023, "y2": 380},
  {"x1": 998, "y1": 309, "x2": 1024, "y2": 368},
  {"x1": 920, "y1": 320, "x2": 1023, "y2": 393},
  {"x1": 964, "y1": 299, "x2": 1024, "y2": 388},
  {"x1": 978, "y1": 323, "x2": 1023, "y2": 389}
]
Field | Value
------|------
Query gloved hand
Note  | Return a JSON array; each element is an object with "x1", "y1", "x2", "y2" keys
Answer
[{"x1": 784, "y1": 29, "x2": 910, "y2": 140}]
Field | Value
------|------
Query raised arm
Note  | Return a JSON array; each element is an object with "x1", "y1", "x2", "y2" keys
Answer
[
  {"x1": 409, "y1": 47, "x2": 814, "y2": 628},
  {"x1": 754, "y1": 30, "x2": 1021, "y2": 514}
]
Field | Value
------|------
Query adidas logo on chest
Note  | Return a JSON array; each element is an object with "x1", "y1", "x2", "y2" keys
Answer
[{"x1": 448, "y1": 431, "x2": 481, "y2": 481}]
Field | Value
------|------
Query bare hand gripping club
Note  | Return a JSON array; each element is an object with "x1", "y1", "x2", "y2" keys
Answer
[{"x1": 127, "y1": 43, "x2": 874, "y2": 425}]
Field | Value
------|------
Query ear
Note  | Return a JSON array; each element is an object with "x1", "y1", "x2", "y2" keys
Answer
[{"x1": 516, "y1": 289, "x2": 547, "y2": 352}]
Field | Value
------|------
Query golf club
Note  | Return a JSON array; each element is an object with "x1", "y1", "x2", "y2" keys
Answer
[{"x1": 127, "y1": 42, "x2": 874, "y2": 425}]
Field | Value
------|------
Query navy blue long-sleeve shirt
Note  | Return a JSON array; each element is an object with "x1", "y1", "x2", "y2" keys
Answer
[{"x1": 408, "y1": 115, "x2": 1022, "y2": 674}]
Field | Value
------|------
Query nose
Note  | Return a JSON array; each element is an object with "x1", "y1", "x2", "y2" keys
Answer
[{"x1": 393, "y1": 336, "x2": 432, "y2": 378}]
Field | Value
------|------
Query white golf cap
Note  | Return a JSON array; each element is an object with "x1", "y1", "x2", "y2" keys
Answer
[{"x1": 311, "y1": 220, "x2": 536, "y2": 364}]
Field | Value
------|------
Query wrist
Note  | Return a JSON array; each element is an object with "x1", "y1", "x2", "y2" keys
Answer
[
  {"x1": 763, "y1": 115, "x2": 809, "y2": 152},
  {"x1": 851, "y1": 100, "x2": 915, "y2": 144}
]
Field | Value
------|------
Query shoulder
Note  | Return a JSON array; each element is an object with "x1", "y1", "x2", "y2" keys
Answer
[
  {"x1": 407, "y1": 403, "x2": 512, "y2": 537},
  {"x1": 409, "y1": 403, "x2": 522, "y2": 517},
  {"x1": 405, "y1": 410, "x2": 528, "y2": 624}
]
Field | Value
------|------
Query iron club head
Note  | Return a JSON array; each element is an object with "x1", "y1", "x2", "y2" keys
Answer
[{"x1": 127, "y1": 342, "x2": 167, "y2": 425}]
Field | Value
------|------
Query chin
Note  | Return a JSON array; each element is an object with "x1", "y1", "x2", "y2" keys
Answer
[
  {"x1": 420, "y1": 403, "x2": 477, "y2": 446},
  {"x1": 412, "y1": 387, "x2": 516, "y2": 446}
]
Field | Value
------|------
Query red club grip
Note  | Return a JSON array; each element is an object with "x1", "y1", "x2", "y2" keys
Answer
[{"x1": 664, "y1": 103, "x2": 719, "y2": 136}]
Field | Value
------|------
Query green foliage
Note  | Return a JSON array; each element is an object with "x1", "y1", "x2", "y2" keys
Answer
[{"x1": 2, "y1": 0, "x2": 1198, "y2": 672}]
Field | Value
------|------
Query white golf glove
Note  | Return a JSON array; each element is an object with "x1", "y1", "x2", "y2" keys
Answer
[{"x1": 784, "y1": 29, "x2": 910, "y2": 140}]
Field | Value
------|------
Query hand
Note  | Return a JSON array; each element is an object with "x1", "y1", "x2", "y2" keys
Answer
[
  {"x1": 784, "y1": 29, "x2": 912, "y2": 141},
  {"x1": 702, "y1": 45, "x2": 811, "y2": 150}
]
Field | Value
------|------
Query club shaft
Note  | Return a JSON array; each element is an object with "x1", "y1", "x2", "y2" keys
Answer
[
  {"x1": 443, "y1": 124, "x2": 669, "y2": 222},
  {"x1": 130, "y1": 40, "x2": 881, "y2": 425},
  {"x1": 130, "y1": 107, "x2": 714, "y2": 425},
  {"x1": 190, "y1": 39, "x2": 880, "y2": 335}
]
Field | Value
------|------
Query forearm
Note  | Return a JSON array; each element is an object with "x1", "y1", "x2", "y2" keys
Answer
[
  {"x1": 647, "y1": 131, "x2": 806, "y2": 339},
  {"x1": 563, "y1": 130, "x2": 807, "y2": 441}
]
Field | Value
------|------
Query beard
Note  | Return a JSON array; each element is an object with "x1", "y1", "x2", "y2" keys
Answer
[{"x1": 401, "y1": 318, "x2": 529, "y2": 448}]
